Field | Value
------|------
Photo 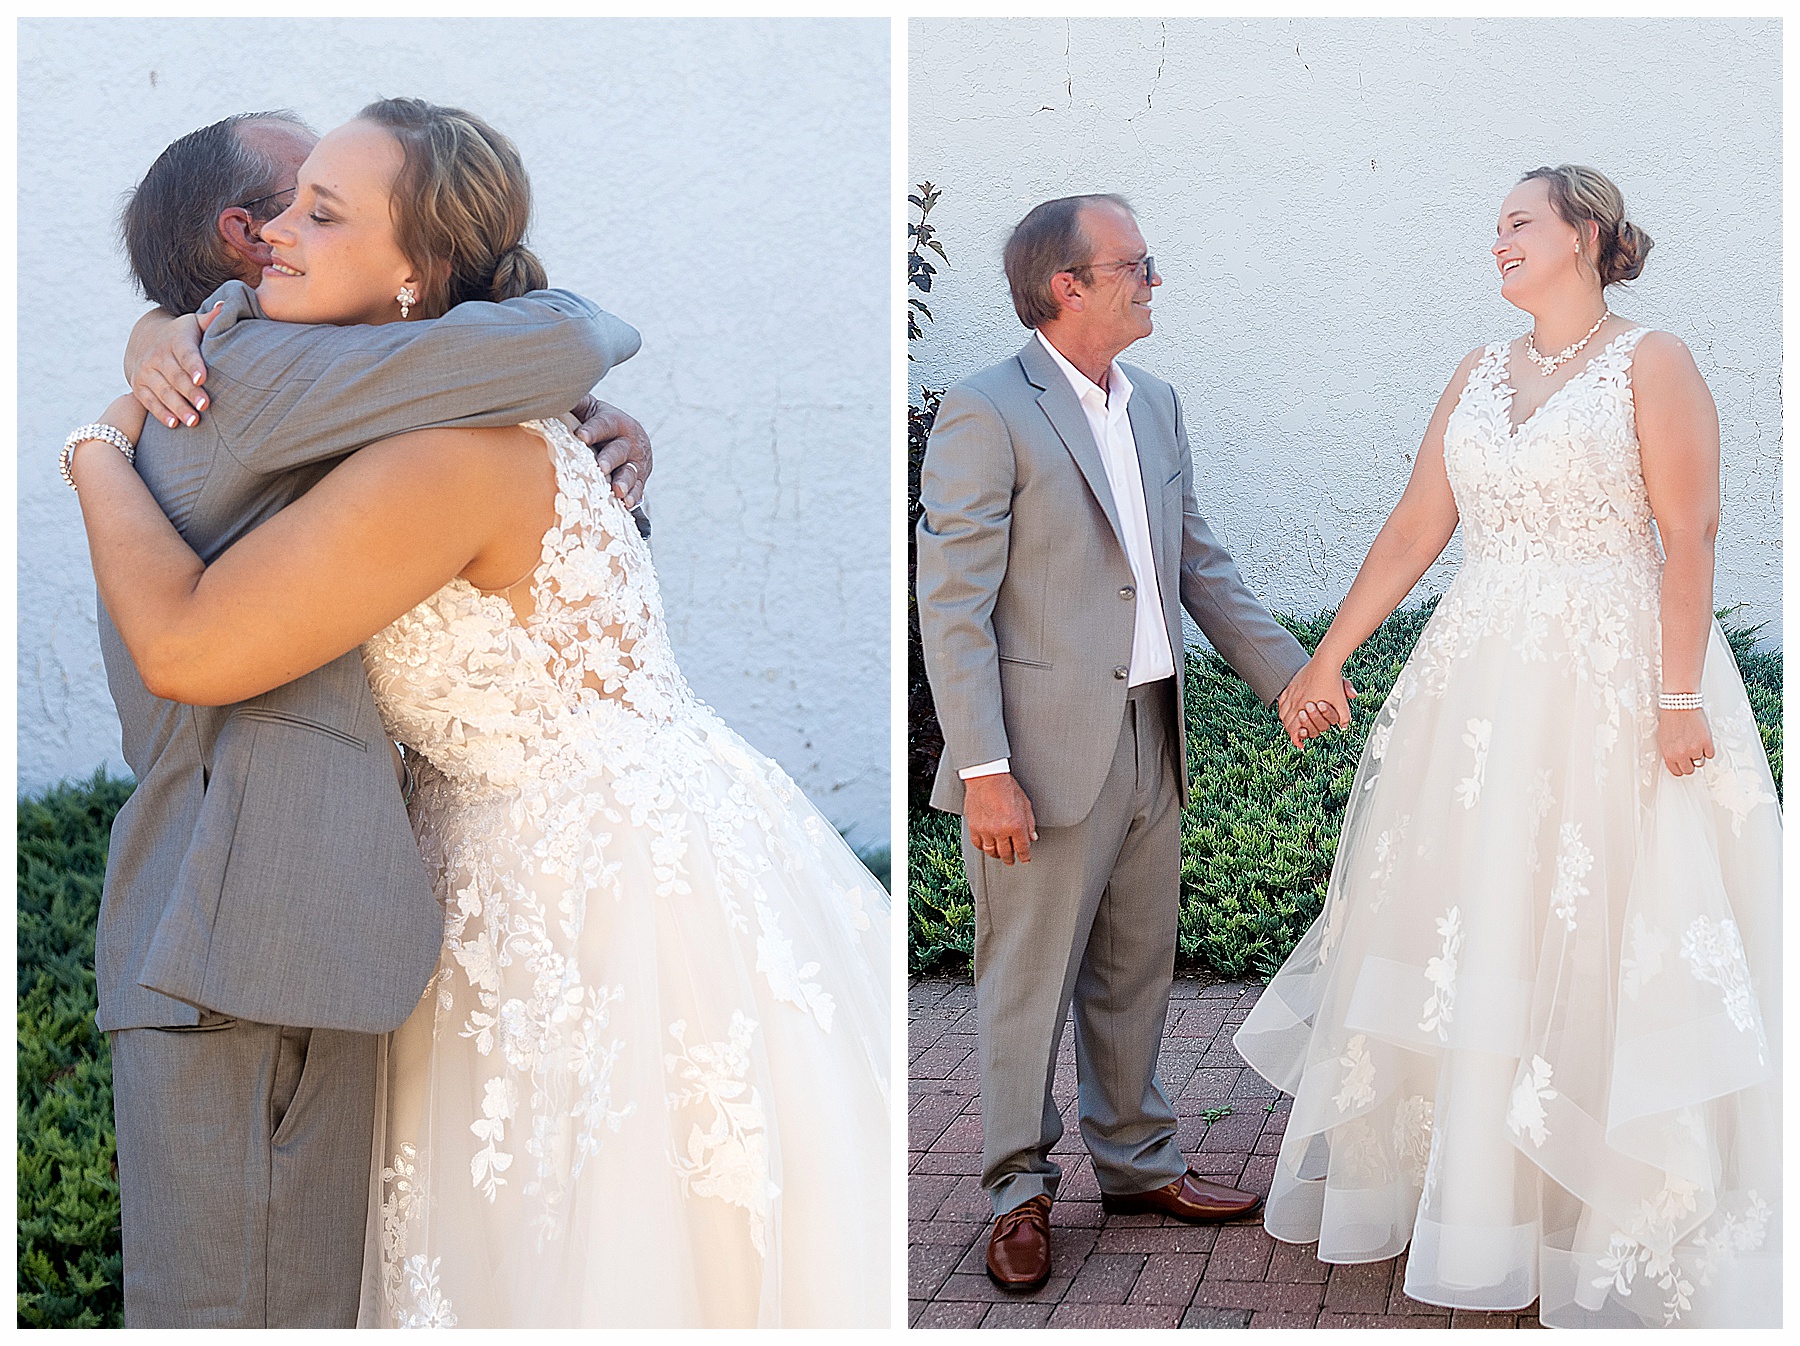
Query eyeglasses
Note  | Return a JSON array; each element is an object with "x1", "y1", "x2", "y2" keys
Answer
[
  {"x1": 235, "y1": 186, "x2": 296, "y2": 220},
  {"x1": 1072, "y1": 255, "x2": 1157, "y2": 286}
]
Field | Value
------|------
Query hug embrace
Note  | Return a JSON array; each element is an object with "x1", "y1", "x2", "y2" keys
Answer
[
  {"x1": 62, "y1": 100, "x2": 889, "y2": 1327},
  {"x1": 914, "y1": 177, "x2": 1779, "y2": 1328}
]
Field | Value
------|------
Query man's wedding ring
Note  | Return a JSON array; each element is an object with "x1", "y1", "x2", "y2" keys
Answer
[{"x1": 1693, "y1": 758, "x2": 1706, "y2": 768}]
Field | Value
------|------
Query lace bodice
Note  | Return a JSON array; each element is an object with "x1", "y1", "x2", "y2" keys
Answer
[
  {"x1": 1382, "y1": 327, "x2": 1692, "y2": 789},
  {"x1": 363, "y1": 419, "x2": 697, "y2": 795},
  {"x1": 1443, "y1": 327, "x2": 1661, "y2": 582}
]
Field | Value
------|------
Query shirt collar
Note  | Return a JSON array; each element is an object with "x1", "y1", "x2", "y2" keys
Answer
[{"x1": 1037, "y1": 330, "x2": 1132, "y2": 414}]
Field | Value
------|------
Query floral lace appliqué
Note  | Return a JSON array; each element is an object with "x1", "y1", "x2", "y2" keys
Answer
[
  {"x1": 1418, "y1": 906, "x2": 1463, "y2": 1041},
  {"x1": 1505, "y1": 1055, "x2": 1557, "y2": 1147},
  {"x1": 666, "y1": 1012, "x2": 780, "y2": 1256},
  {"x1": 1678, "y1": 917, "x2": 1767, "y2": 1064},
  {"x1": 1549, "y1": 822, "x2": 1592, "y2": 933},
  {"x1": 1392, "y1": 1095, "x2": 1434, "y2": 1183},
  {"x1": 1455, "y1": 719, "x2": 1491, "y2": 809},
  {"x1": 1333, "y1": 1034, "x2": 1375, "y2": 1112}
]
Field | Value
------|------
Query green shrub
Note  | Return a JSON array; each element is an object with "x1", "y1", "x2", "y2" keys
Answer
[
  {"x1": 907, "y1": 603, "x2": 1783, "y2": 980},
  {"x1": 18, "y1": 772, "x2": 131, "y2": 1329},
  {"x1": 1722, "y1": 609, "x2": 1782, "y2": 797}
]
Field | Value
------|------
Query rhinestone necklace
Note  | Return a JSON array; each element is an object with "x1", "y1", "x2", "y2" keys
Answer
[{"x1": 1524, "y1": 310, "x2": 1612, "y2": 377}]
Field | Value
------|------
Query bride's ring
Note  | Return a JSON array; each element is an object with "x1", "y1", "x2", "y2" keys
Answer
[{"x1": 1692, "y1": 758, "x2": 1706, "y2": 768}]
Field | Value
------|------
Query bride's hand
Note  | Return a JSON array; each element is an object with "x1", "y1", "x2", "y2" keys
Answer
[
  {"x1": 127, "y1": 301, "x2": 224, "y2": 430},
  {"x1": 1659, "y1": 707, "x2": 1716, "y2": 777},
  {"x1": 1277, "y1": 657, "x2": 1356, "y2": 750}
]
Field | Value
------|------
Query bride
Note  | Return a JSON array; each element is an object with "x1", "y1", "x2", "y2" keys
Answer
[
  {"x1": 66, "y1": 98, "x2": 890, "y2": 1327},
  {"x1": 1237, "y1": 165, "x2": 1779, "y2": 1327}
]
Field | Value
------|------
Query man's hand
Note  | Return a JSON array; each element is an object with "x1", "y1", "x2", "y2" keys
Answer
[
  {"x1": 964, "y1": 772, "x2": 1038, "y2": 865},
  {"x1": 1276, "y1": 659, "x2": 1357, "y2": 750},
  {"x1": 126, "y1": 302, "x2": 224, "y2": 430},
  {"x1": 571, "y1": 395, "x2": 652, "y2": 510}
]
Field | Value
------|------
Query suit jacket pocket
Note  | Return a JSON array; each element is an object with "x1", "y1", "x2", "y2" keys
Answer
[
  {"x1": 230, "y1": 705, "x2": 368, "y2": 752},
  {"x1": 997, "y1": 654, "x2": 1052, "y2": 669},
  {"x1": 142, "y1": 705, "x2": 440, "y2": 1032}
]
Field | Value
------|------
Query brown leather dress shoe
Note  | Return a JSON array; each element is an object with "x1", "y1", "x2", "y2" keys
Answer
[
  {"x1": 1100, "y1": 1169, "x2": 1263, "y2": 1222},
  {"x1": 985, "y1": 1193, "x2": 1053, "y2": 1291}
]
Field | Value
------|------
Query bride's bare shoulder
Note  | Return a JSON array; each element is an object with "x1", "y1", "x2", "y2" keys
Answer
[{"x1": 1628, "y1": 327, "x2": 1697, "y2": 368}]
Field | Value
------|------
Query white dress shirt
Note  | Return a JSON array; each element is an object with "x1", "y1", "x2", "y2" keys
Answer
[{"x1": 960, "y1": 331, "x2": 1175, "y2": 782}]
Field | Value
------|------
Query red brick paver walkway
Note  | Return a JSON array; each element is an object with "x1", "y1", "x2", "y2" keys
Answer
[{"x1": 909, "y1": 978, "x2": 1543, "y2": 1329}]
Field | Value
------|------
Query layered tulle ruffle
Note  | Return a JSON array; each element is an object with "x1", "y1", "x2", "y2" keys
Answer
[{"x1": 1237, "y1": 593, "x2": 1781, "y2": 1328}]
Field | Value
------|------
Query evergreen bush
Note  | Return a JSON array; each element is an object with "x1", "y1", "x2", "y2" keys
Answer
[{"x1": 17, "y1": 773, "x2": 131, "y2": 1329}]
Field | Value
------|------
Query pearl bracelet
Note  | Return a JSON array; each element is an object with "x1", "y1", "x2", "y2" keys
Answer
[
  {"x1": 1658, "y1": 691, "x2": 1704, "y2": 711},
  {"x1": 60, "y1": 423, "x2": 137, "y2": 492}
]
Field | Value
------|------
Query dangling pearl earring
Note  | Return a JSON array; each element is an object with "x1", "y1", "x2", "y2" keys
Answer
[{"x1": 397, "y1": 286, "x2": 418, "y2": 319}]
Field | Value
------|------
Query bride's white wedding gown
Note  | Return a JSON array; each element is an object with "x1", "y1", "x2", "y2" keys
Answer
[
  {"x1": 353, "y1": 419, "x2": 890, "y2": 1327},
  {"x1": 1235, "y1": 328, "x2": 1780, "y2": 1328}
]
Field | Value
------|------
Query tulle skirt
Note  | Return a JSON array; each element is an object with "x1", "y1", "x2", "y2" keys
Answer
[
  {"x1": 1235, "y1": 574, "x2": 1780, "y2": 1328},
  {"x1": 357, "y1": 709, "x2": 891, "y2": 1327}
]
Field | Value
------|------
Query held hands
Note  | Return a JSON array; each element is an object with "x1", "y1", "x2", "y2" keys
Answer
[
  {"x1": 128, "y1": 302, "x2": 225, "y2": 430},
  {"x1": 571, "y1": 395, "x2": 652, "y2": 510},
  {"x1": 1659, "y1": 707, "x2": 1716, "y2": 778},
  {"x1": 963, "y1": 772, "x2": 1037, "y2": 865},
  {"x1": 1276, "y1": 657, "x2": 1358, "y2": 750}
]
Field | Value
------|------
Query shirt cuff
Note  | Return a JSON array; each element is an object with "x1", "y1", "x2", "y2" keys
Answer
[{"x1": 959, "y1": 758, "x2": 1011, "y2": 780}]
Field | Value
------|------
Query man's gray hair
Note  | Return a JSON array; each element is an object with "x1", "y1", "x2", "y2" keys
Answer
[
  {"x1": 120, "y1": 110, "x2": 311, "y2": 316},
  {"x1": 1002, "y1": 193, "x2": 1132, "y2": 329}
]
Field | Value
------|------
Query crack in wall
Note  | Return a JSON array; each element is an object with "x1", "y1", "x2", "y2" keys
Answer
[
  {"x1": 1145, "y1": 21, "x2": 1166, "y2": 113},
  {"x1": 1064, "y1": 20, "x2": 1073, "y2": 107}
]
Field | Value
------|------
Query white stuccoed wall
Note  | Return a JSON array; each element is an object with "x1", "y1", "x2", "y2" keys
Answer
[
  {"x1": 19, "y1": 18, "x2": 891, "y2": 848},
  {"x1": 910, "y1": 18, "x2": 1781, "y2": 656}
]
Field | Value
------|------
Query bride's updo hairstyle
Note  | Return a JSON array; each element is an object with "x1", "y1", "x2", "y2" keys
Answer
[
  {"x1": 1519, "y1": 164, "x2": 1653, "y2": 288},
  {"x1": 358, "y1": 96, "x2": 548, "y2": 319}
]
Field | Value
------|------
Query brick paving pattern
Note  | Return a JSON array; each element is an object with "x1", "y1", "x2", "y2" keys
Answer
[{"x1": 910, "y1": 978, "x2": 1543, "y2": 1329}]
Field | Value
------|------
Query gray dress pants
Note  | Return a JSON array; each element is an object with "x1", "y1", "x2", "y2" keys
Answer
[
  {"x1": 109, "y1": 1013, "x2": 379, "y2": 1327},
  {"x1": 966, "y1": 678, "x2": 1189, "y2": 1216}
]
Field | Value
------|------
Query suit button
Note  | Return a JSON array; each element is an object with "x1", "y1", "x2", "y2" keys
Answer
[
  {"x1": 1114, "y1": 666, "x2": 1129, "y2": 680},
  {"x1": 1120, "y1": 585, "x2": 1135, "y2": 599}
]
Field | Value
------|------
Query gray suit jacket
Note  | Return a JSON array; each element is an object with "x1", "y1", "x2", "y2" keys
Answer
[
  {"x1": 916, "y1": 336, "x2": 1309, "y2": 830},
  {"x1": 95, "y1": 280, "x2": 641, "y2": 1034}
]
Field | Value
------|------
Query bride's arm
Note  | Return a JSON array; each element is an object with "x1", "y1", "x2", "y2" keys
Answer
[
  {"x1": 1633, "y1": 331, "x2": 1721, "y2": 777},
  {"x1": 1276, "y1": 347, "x2": 1478, "y2": 742},
  {"x1": 69, "y1": 398, "x2": 550, "y2": 707}
]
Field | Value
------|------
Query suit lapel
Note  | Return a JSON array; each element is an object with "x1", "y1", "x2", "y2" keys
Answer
[
  {"x1": 1017, "y1": 337, "x2": 1126, "y2": 552},
  {"x1": 1125, "y1": 389, "x2": 1177, "y2": 578}
]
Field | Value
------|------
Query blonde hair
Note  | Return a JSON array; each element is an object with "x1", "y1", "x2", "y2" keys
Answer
[
  {"x1": 1519, "y1": 164, "x2": 1653, "y2": 288},
  {"x1": 358, "y1": 97, "x2": 547, "y2": 317}
]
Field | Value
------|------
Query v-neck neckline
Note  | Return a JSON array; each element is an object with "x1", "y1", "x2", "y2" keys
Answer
[{"x1": 1500, "y1": 328, "x2": 1636, "y2": 439}]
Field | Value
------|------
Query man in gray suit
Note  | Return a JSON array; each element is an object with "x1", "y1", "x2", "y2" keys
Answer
[
  {"x1": 916, "y1": 194, "x2": 1330, "y2": 1291},
  {"x1": 93, "y1": 111, "x2": 643, "y2": 1327}
]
